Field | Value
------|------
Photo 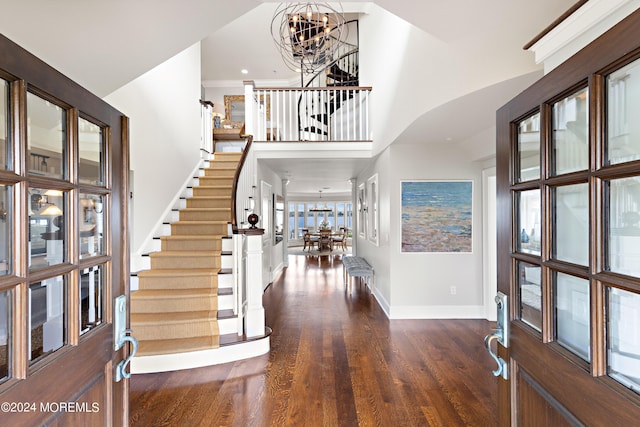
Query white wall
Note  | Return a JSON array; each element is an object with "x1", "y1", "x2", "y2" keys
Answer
[
  {"x1": 358, "y1": 5, "x2": 543, "y2": 156},
  {"x1": 104, "y1": 43, "x2": 203, "y2": 254},
  {"x1": 257, "y1": 161, "x2": 284, "y2": 288},
  {"x1": 357, "y1": 140, "x2": 486, "y2": 319}
]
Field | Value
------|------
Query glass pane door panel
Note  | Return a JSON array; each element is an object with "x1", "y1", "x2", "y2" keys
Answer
[
  {"x1": 608, "y1": 287, "x2": 640, "y2": 394},
  {"x1": 552, "y1": 88, "x2": 589, "y2": 175},
  {"x1": 553, "y1": 184, "x2": 589, "y2": 265},
  {"x1": 555, "y1": 273, "x2": 590, "y2": 361},
  {"x1": 517, "y1": 189, "x2": 541, "y2": 256},
  {"x1": 79, "y1": 193, "x2": 104, "y2": 258},
  {"x1": 518, "y1": 261, "x2": 542, "y2": 331},
  {"x1": 0, "y1": 289, "x2": 10, "y2": 382},
  {"x1": 0, "y1": 78, "x2": 9, "y2": 170},
  {"x1": 78, "y1": 118, "x2": 104, "y2": 185},
  {"x1": 29, "y1": 275, "x2": 66, "y2": 364},
  {"x1": 517, "y1": 112, "x2": 541, "y2": 182},
  {"x1": 0, "y1": 184, "x2": 12, "y2": 276},
  {"x1": 29, "y1": 187, "x2": 66, "y2": 270},
  {"x1": 607, "y1": 177, "x2": 640, "y2": 277},
  {"x1": 607, "y1": 59, "x2": 640, "y2": 165},
  {"x1": 80, "y1": 265, "x2": 104, "y2": 334},
  {"x1": 27, "y1": 92, "x2": 66, "y2": 179}
]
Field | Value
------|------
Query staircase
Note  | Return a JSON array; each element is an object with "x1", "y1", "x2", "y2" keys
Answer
[
  {"x1": 131, "y1": 152, "x2": 253, "y2": 372},
  {"x1": 300, "y1": 36, "x2": 360, "y2": 140}
]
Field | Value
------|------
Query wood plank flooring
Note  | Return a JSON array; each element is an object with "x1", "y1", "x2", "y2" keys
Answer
[{"x1": 130, "y1": 254, "x2": 498, "y2": 426}]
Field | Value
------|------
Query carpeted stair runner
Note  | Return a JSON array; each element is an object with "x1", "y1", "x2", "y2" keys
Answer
[{"x1": 131, "y1": 152, "x2": 241, "y2": 357}]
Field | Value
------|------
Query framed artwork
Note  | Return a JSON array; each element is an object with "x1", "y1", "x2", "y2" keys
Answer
[{"x1": 401, "y1": 180, "x2": 473, "y2": 253}]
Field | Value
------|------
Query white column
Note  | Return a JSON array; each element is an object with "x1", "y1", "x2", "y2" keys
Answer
[
  {"x1": 282, "y1": 178, "x2": 289, "y2": 267},
  {"x1": 244, "y1": 230, "x2": 265, "y2": 338},
  {"x1": 243, "y1": 80, "x2": 255, "y2": 137}
]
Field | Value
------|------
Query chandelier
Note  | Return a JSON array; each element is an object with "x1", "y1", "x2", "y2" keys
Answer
[
  {"x1": 309, "y1": 190, "x2": 332, "y2": 212},
  {"x1": 271, "y1": 2, "x2": 348, "y2": 76}
]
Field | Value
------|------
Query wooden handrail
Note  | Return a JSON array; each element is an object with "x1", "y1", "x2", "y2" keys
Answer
[{"x1": 230, "y1": 133, "x2": 253, "y2": 232}]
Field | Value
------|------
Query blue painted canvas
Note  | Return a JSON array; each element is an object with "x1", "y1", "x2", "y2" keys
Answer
[{"x1": 401, "y1": 181, "x2": 472, "y2": 253}]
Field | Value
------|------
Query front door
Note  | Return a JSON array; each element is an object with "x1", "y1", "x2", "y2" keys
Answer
[
  {"x1": 495, "y1": 9, "x2": 640, "y2": 425},
  {"x1": 0, "y1": 35, "x2": 130, "y2": 425}
]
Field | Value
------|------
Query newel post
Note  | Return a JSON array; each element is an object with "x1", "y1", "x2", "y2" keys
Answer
[{"x1": 239, "y1": 225, "x2": 265, "y2": 338}]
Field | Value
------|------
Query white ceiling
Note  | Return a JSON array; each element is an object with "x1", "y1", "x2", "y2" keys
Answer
[{"x1": 0, "y1": 0, "x2": 579, "y2": 196}]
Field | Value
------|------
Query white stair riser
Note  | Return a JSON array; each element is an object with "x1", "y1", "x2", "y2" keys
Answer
[
  {"x1": 218, "y1": 294, "x2": 234, "y2": 310},
  {"x1": 218, "y1": 317, "x2": 238, "y2": 335},
  {"x1": 221, "y1": 255, "x2": 233, "y2": 270},
  {"x1": 218, "y1": 274, "x2": 233, "y2": 288}
]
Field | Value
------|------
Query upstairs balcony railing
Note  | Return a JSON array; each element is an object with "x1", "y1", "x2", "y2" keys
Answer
[{"x1": 243, "y1": 81, "x2": 372, "y2": 142}]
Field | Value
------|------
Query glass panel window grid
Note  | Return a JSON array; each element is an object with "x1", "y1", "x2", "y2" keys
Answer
[
  {"x1": 27, "y1": 92, "x2": 66, "y2": 179},
  {"x1": 517, "y1": 112, "x2": 541, "y2": 182},
  {"x1": 29, "y1": 187, "x2": 66, "y2": 270},
  {"x1": 517, "y1": 189, "x2": 541, "y2": 256},
  {"x1": 555, "y1": 273, "x2": 590, "y2": 361},
  {"x1": 79, "y1": 193, "x2": 104, "y2": 258},
  {"x1": 29, "y1": 275, "x2": 66, "y2": 364},
  {"x1": 607, "y1": 177, "x2": 640, "y2": 277},
  {"x1": 288, "y1": 202, "x2": 353, "y2": 238},
  {"x1": 0, "y1": 289, "x2": 10, "y2": 382},
  {"x1": 552, "y1": 183, "x2": 589, "y2": 266},
  {"x1": 518, "y1": 261, "x2": 542, "y2": 331},
  {"x1": 0, "y1": 184, "x2": 12, "y2": 276},
  {"x1": 552, "y1": 88, "x2": 589, "y2": 175},
  {"x1": 78, "y1": 117, "x2": 104, "y2": 185},
  {"x1": 607, "y1": 59, "x2": 640, "y2": 165},
  {"x1": 80, "y1": 265, "x2": 104, "y2": 334},
  {"x1": 608, "y1": 287, "x2": 640, "y2": 394},
  {"x1": 0, "y1": 78, "x2": 9, "y2": 170}
]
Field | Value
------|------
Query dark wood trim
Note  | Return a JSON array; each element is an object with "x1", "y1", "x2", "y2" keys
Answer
[
  {"x1": 230, "y1": 135, "x2": 253, "y2": 231},
  {"x1": 499, "y1": 7, "x2": 640, "y2": 423},
  {"x1": 234, "y1": 227, "x2": 265, "y2": 236},
  {"x1": 523, "y1": 0, "x2": 590, "y2": 50}
]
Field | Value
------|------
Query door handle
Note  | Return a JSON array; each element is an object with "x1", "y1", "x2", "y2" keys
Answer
[
  {"x1": 484, "y1": 292, "x2": 509, "y2": 380},
  {"x1": 113, "y1": 294, "x2": 138, "y2": 382},
  {"x1": 115, "y1": 329, "x2": 138, "y2": 382},
  {"x1": 484, "y1": 332, "x2": 508, "y2": 380}
]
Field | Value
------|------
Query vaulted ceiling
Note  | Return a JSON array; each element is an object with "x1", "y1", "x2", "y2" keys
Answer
[{"x1": 0, "y1": 0, "x2": 578, "y2": 197}]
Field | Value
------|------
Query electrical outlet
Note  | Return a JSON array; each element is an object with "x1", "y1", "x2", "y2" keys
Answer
[{"x1": 450, "y1": 286, "x2": 457, "y2": 295}]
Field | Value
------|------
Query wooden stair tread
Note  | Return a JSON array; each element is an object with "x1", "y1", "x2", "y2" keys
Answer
[
  {"x1": 219, "y1": 327, "x2": 272, "y2": 346},
  {"x1": 132, "y1": 311, "x2": 217, "y2": 324},
  {"x1": 217, "y1": 309, "x2": 235, "y2": 319}
]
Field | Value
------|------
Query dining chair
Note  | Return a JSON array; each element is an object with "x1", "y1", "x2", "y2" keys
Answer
[{"x1": 332, "y1": 227, "x2": 347, "y2": 251}]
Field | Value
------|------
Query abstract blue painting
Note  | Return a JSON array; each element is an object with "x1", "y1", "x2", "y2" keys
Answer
[{"x1": 401, "y1": 181, "x2": 473, "y2": 253}]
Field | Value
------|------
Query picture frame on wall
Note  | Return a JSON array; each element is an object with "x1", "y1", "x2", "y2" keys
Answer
[{"x1": 401, "y1": 180, "x2": 473, "y2": 253}]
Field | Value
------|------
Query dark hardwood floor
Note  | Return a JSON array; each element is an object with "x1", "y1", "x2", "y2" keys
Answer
[{"x1": 130, "y1": 254, "x2": 498, "y2": 426}]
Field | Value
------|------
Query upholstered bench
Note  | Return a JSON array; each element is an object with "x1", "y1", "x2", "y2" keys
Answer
[{"x1": 342, "y1": 256, "x2": 374, "y2": 292}]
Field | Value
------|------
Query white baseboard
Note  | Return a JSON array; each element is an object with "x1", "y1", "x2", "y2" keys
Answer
[{"x1": 388, "y1": 305, "x2": 485, "y2": 319}]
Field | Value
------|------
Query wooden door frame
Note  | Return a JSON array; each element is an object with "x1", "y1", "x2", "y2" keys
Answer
[
  {"x1": 0, "y1": 34, "x2": 130, "y2": 425},
  {"x1": 497, "y1": 9, "x2": 640, "y2": 425}
]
